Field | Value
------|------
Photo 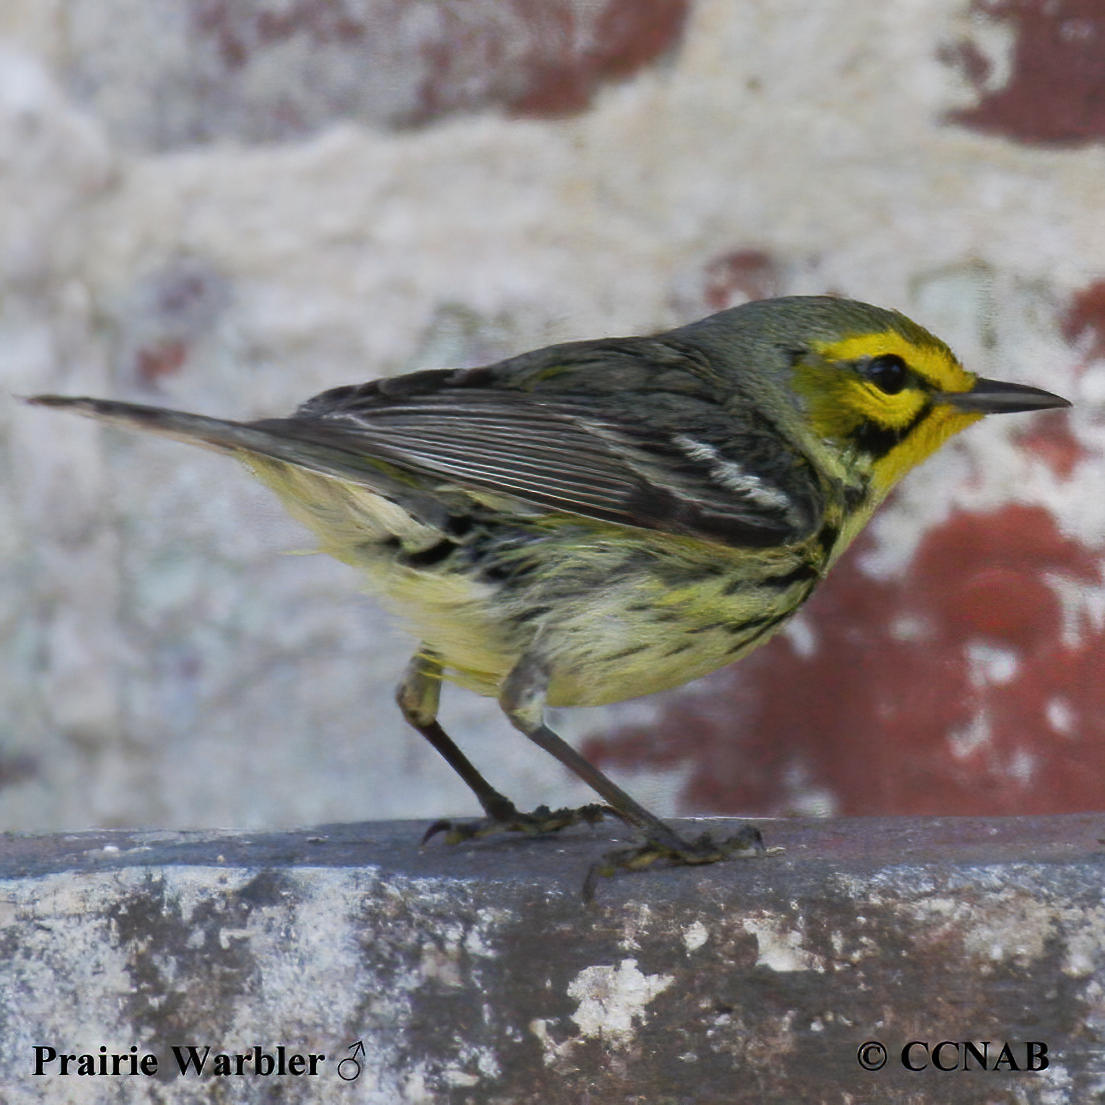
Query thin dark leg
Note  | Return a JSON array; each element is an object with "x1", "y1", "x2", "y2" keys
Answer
[
  {"x1": 400, "y1": 645, "x2": 761, "y2": 891},
  {"x1": 500, "y1": 653, "x2": 765, "y2": 899},
  {"x1": 395, "y1": 650, "x2": 517, "y2": 823},
  {"x1": 499, "y1": 654, "x2": 689, "y2": 851}
]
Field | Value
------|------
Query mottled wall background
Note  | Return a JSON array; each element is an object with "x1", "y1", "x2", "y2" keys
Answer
[{"x1": 2, "y1": 0, "x2": 1103, "y2": 832}]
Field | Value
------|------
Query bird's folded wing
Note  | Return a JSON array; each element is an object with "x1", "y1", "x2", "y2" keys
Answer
[
  {"x1": 260, "y1": 390, "x2": 823, "y2": 548},
  {"x1": 27, "y1": 390, "x2": 824, "y2": 548}
]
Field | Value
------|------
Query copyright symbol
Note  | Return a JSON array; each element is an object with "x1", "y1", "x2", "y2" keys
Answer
[{"x1": 857, "y1": 1040, "x2": 887, "y2": 1071}]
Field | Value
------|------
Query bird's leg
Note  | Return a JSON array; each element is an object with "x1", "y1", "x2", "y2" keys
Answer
[
  {"x1": 499, "y1": 654, "x2": 766, "y2": 900},
  {"x1": 397, "y1": 650, "x2": 516, "y2": 825},
  {"x1": 397, "y1": 649, "x2": 613, "y2": 845}
]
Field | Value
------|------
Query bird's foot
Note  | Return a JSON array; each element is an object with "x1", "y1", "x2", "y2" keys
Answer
[
  {"x1": 422, "y1": 802, "x2": 616, "y2": 846},
  {"x1": 583, "y1": 824, "x2": 767, "y2": 902}
]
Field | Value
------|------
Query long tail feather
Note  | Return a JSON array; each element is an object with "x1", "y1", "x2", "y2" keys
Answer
[{"x1": 23, "y1": 395, "x2": 439, "y2": 513}]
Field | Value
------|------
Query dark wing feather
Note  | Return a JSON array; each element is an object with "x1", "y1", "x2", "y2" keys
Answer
[
  {"x1": 255, "y1": 388, "x2": 824, "y2": 548},
  {"x1": 28, "y1": 364, "x2": 826, "y2": 549}
]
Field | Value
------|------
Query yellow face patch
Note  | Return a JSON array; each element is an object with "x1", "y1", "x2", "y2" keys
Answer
[
  {"x1": 812, "y1": 330, "x2": 977, "y2": 393},
  {"x1": 792, "y1": 328, "x2": 984, "y2": 497}
]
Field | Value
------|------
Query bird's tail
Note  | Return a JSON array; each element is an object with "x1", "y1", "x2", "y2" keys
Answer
[
  {"x1": 26, "y1": 393, "x2": 466, "y2": 559},
  {"x1": 25, "y1": 394, "x2": 404, "y2": 488}
]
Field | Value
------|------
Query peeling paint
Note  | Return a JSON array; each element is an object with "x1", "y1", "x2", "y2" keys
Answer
[
  {"x1": 566, "y1": 958, "x2": 674, "y2": 1043},
  {"x1": 682, "y1": 919, "x2": 709, "y2": 952},
  {"x1": 742, "y1": 916, "x2": 821, "y2": 973}
]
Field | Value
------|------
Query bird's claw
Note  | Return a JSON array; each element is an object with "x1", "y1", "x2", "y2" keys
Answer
[
  {"x1": 422, "y1": 802, "x2": 616, "y2": 846},
  {"x1": 583, "y1": 824, "x2": 766, "y2": 903}
]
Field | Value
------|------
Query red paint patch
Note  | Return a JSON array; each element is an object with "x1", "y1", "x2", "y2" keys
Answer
[
  {"x1": 1014, "y1": 410, "x2": 1083, "y2": 479},
  {"x1": 945, "y1": 0, "x2": 1105, "y2": 145},
  {"x1": 511, "y1": 0, "x2": 691, "y2": 116},
  {"x1": 136, "y1": 339, "x2": 189, "y2": 382},
  {"x1": 702, "y1": 250, "x2": 781, "y2": 312},
  {"x1": 585, "y1": 503, "x2": 1105, "y2": 818},
  {"x1": 190, "y1": 0, "x2": 690, "y2": 137},
  {"x1": 124, "y1": 259, "x2": 230, "y2": 385},
  {"x1": 1063, "y1": 280, "x2": 1105, "y2": 359}
]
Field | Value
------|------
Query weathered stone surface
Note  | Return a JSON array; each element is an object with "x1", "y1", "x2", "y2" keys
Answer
[{"x1": 3, "y1": 814, "x2": 1104, "y2": 1102}]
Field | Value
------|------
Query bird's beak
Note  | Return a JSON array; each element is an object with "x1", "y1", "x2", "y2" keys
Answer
[{"x1": 939, "y1": 377, "x2": 1071, "y2": 414}]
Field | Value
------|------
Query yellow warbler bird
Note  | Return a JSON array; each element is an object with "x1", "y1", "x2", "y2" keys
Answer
[{"x1": 29, "y1": 295, "x2": 1070, "y2": 889}]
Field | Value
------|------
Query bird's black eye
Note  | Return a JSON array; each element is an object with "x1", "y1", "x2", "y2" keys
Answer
[{"x1": 864, "y1": 353, "x2": 909, "y2": 395}]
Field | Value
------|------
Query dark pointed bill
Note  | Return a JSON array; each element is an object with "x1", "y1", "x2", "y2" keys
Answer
[{"x1": 939, "y1": 377, "x2": 1071, "y2": 415}]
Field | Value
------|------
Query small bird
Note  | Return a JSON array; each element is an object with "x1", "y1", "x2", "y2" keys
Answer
[{"x1": 29, "y1": 295, "x2": 1070, "y2": 891}]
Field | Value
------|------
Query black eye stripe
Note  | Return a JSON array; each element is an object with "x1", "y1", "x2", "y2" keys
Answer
[{"x1": 862, "y1": 353, "x2": 909, "y2": 395}]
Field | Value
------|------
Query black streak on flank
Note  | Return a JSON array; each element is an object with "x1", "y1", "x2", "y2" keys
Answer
[
  {"x1": 512, "y1": 605, "x2": 553, "y2": 623},
  {"x1": 760, "y1": 563, "x2": 819, "y2": 589},
  {"x1": 402, "y1": 540, "x2": 457, "y2": 568},
  {"x1": 725, "y1": 613, "x2": 786, "y2": 654},
  {"x1": 686, "y1": 622, "x2": 727, "y2": 634},
  {"x1": 605, "y1": 644, "x2": 651, "y2": 661},
  {"x1": 725, "y1": 616, "x2": 772, "y2": 636},
  {"x1": 479, "y1": 560, "x2": 536, "y2": 584}
]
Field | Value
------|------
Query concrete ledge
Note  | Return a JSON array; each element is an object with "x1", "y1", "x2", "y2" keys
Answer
[{"x1": 2, "y1": 814, "x2": 1104, "y2": 1103}]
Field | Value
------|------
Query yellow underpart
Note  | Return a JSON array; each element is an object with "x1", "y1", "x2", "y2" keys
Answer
[
  {"x1": 247, "y1": 456, "x2": 522, "y2": 692},
  {"x1": 247, "y1": 450, "x2": 818, "y2": 706}
]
